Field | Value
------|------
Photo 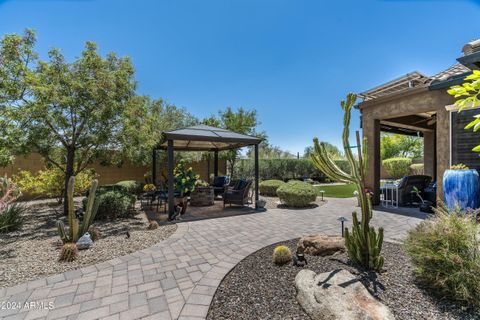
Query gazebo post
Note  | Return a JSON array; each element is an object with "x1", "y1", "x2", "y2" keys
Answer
[
  {"x1": 254, "y1": 143, "x2": 259, "y2": 209},
  {"x1": 152, "y1": 149, "x2": 157, "y2": 186},
  {"x1": 167, "y1": 139, "x2": 175, "y2": 219},
  {"x1": 213, "y1": 150, "x2": 219, "y2": 177}
]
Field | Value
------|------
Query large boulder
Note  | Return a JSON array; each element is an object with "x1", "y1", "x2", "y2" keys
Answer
[
  {"x1": 295, "y1": 269, "x2": 395, "y2": 320},
  {"x1": 297, "y1": 234, "x2": 345, "y2": 256}
]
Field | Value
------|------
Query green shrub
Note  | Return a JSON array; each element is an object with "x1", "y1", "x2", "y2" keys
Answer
[
  {"x1": 259, "y1": 179, "x2": 285, "y2": 196},
  {"x1": 116, "y1": 180, "x2": 143, "y2": 195},
  {"x1": 382, "y1": 157, "x2": 412, "y2": 179},
  {"x1": 0, "y1": 204, "x2": 25, "y2": 233},
  {"x1": 13, "y1": 168, "x2": 97, "y2": 201},
  {"x1": 403, "y1": 205, "x2": 480, "y2": 307},
  {"x1": 272, "y1": 245, "x2": 292, "y2": 265},
  {"x1": 410, "y1": 163, "x2": 424, "y2": 175},
  {"x1": 235, "y1": 159, "x2": 350, "y2": 182},
  {"x1": 277, "y1": 180, "x2": 317, "y2": 207},
  {"x1": 85, "y1": 190, "x2": 136, "y2": 220}
]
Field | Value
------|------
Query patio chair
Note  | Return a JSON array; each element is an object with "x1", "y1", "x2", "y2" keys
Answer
[
  {"x1": 223, "y1": 179, "x2": 253, "y2": 208},
  {"x1": 391, "y1": 175, "x2": 432, "y2": 206},
  {"x1": 211, "y1": 176, "x2": 230, "y2": 197}
]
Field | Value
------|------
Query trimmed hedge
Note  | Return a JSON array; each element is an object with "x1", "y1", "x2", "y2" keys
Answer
[
  {"x1": 277, "y1": 180, "x2": 317, "y2": 207},
  {"x1": 259, "y1": 179, "x2": 285, "y2": 196},
  {"x1": 84, "y1": 189, "x2": 136, "y2": 220},
  {"x1": 235, "y1": 158, "x2": 350, "y2": 182},
  {"x1": 116, "y1": 180, "x2": 143, "y2": 195},
  {"x1": 382, "y1": 157, "x2": 412, "y2": 179}
]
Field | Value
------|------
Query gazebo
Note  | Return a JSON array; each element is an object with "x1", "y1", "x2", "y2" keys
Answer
[{"x1": 152, "y1": 125, "x2": 263, "y2": 218}]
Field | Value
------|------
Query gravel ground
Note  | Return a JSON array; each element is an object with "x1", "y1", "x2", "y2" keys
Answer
[
  {"x1": 0, "y1": 199, "x2": 177, "y2": 288},
  {"x1": 208, "y1": 239, "x2": 478, "y2": 320},
  {"x1": 263, "y1": 196, "x2": 326, "y2": 210}
]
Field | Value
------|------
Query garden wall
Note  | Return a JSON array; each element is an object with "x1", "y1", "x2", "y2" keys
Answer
[{"x1": 0, "y1": 153, "x2": 225, "y2": 185}]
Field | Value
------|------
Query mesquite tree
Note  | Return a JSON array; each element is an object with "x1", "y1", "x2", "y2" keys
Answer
[
  {"x1": 310, "y1": 93, "x2": 384, "y2": 271},
  {"x1": 0, "y1": 30, "x2": 136, "y2": 214}
]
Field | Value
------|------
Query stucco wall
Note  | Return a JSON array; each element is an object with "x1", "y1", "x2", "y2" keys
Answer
[
  {"x1": 0, "y1": 153, "x2": 226, "y2": 185},
  {"x1": 359, "y1": 87, "x2": 454, "y2": 203}
]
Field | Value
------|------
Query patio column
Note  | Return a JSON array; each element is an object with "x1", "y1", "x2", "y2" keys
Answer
[
  {"x1": 167, "y1": 139, "x2": 175, "y2": 219},
  {"x1": 363, "y1": 117, "x2": 381, "y2": 205},
  {"x1": 213, "y1": 150, "x2": 219, "y2": 177},
  {"x1": 423, "y1": 131, "x2": 436, "y2": 179},
  {"x1": 254, "y1": 143, "x2": 259, "y2": 209},
  {"x1": 152, "y1": 149, "x2": 157, "y2": 186}
]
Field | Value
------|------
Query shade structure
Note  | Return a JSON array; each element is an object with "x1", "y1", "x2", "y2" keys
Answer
[
  {"x1": 156, "y1": 125, "x2": 263, "y2": 151},
  {"x1": 153, "y1": 125, "x2": 263, "y2": 219}
]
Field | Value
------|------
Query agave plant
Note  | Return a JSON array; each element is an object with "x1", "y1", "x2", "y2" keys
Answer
[
  {"x1": 57, "y1": 176, "x2": 99, "y2": 244},
  {"x1": 310, "y1": 93, "x2": 384, "y2": 271}
]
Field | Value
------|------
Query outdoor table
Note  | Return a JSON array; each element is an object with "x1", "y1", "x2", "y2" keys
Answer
[{"x1": 381, "y1": 183, "x2": 398, "y2": 208}]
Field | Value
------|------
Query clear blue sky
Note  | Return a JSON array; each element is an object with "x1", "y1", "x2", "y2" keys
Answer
[{"x1": 1, "y1": 0, "x2": 479, "y2": 154}]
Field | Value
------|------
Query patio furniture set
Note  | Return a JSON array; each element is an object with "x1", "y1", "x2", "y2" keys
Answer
[
  {"x1": 141, "y1": 176, "x2": 254, "y2": 217},
  {"x1": 381, "y1": 174, "x2": 436, "y2": 211}
]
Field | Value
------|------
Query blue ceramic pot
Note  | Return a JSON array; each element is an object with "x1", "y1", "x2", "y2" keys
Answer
[{"x1": 443, "y1": 169, "x2": 480, "y2": 210}]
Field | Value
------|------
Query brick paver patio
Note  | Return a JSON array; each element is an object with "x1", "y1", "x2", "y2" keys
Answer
[{"x1": 0, "y1": 198, "x2": 424, "y2": 320}]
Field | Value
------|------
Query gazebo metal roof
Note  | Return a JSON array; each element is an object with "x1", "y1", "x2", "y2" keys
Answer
[{"x1": 157, "y1": 125, "x2": 263, "y2": 151}]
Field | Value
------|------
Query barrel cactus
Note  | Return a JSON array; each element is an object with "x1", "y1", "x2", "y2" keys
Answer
[
  {"x1": 272, "y1": 245, "x2": 293, "y2": 265},
  {"x1": 310, "y1": 93, "x2": 384, "y2": 271},
  {"x1": 59, "y1": 242, "x2": 78, "y2": 262}
]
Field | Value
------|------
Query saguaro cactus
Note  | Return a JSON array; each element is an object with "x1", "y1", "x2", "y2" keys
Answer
[
  {"x1": 311, "y1": 93, "x2": 384, "y2": 271},
  {"x1": 57, "y1": 176, "x2": 99, "y2": 244}
]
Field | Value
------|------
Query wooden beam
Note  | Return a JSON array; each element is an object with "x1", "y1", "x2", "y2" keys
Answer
[{"x1": 380, "y1": 120, "x2": 434, "y2": 133}]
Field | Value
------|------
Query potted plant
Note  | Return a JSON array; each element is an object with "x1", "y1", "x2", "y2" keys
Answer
[
  {"x1": 443, "y1": 164, "x2": 480, "y2": 210},
  {"x1": 173, "y1": 160, "x2": 199, "y2": 214},
  {"x1": 411, "y1": 186, "x2": 433, "y2": 213}
]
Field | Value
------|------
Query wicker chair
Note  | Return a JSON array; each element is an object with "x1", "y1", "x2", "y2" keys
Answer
[
  {"x1": 223, "y1": 179, "x2": 253, "y2": 208},
  {"x1": 211, "y1": 176, "x2": 230, "y2": 197}
]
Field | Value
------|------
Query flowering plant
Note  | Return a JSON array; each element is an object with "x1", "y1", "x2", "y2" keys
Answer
[
  {"x1": 174, "y1": 160, "x2": 199, "y2": 196},
  {"x1": 143, "y1": 183, "x2": 156, "y2": 192},
  {"x1": 0, "y1": 176, "x2": 21, "y2": 215}
]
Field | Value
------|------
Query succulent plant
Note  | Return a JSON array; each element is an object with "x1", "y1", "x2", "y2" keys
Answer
[
  {"x1": 450, "y1": 163, "x2": 469, "y2": 170},
  {"x1": 57, "y1": 176, "x2": 99, "y2": 244},
  {"x1": 311, "y1": 93, "x2": 384, "y2": 271},
  {"x1": 272, "y1": 245, "x2": 293, "y2": 265},
  {"x1": 147, "y1": 220, "x2": 159, "y2": 230},
  {"x1": 59, "y1": 243, "x2": 78, "y2": 262}
]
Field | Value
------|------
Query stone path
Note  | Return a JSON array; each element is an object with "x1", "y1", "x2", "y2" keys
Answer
[{"x1": 0, "y1": 198, "x2": 424, "y2": 320}]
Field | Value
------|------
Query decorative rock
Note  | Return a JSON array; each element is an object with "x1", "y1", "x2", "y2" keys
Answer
[
  {"x1": 76, "y1": 232, "x2": 93, "y2": 250},
  {"x1": 295, "y1": 269, "x2": 395, "y2": 320},
  {"x1": 297, "y1": 234, "x2": 345, "y2": 256}
]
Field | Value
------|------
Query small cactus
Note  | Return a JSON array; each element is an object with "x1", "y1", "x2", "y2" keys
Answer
[
  {"x1": 88, "y1": 226, "x2": 102, "y2": 242},
  {"x1": 59, "y1": 243, "x2": 78, "y2": 262},
  {"x1": 147, "y1": 221, "x2": 159, "y2": 230},
  {"x1": 272, "y1": 245, "x2": 293, "y2": 265}
]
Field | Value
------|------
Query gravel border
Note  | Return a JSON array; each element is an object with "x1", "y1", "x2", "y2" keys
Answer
[
  {"x1": 0, "y1": 199, "x2": 177, "y2": 288},
  {"x1": 208, "y1": 239, "x2": 478, "y2": 320}
]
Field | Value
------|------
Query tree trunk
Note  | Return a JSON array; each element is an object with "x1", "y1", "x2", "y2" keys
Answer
[{"x1": 63, "y1": 147, "x2": 75, "y2": 215}]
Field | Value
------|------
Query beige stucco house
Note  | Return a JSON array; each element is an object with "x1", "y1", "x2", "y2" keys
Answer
[{"x1": 357, "y1": 40, "x2": 480, "y2": 204}]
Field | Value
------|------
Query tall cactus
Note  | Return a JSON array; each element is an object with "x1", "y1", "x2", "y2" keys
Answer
[
  {"x1": 311, "y1": 93, "x2": 384, "y2": 271},
  {"x1": 57, "y1": 176, "x2": 99, "y2": 244}
]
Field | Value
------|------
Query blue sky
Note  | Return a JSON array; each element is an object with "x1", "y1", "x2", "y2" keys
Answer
[{"x1": 1, "y1": 0, "x2": 479, "y2": 154}]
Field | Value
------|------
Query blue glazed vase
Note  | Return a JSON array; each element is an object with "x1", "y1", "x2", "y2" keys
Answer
[{"x1": 443, "y1": 169, "x2": 480, "y2": 210}]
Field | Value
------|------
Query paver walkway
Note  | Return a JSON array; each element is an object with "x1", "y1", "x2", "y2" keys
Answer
[{"x1": 0, "y1": 198, "x2": 424, "y2": 320}]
